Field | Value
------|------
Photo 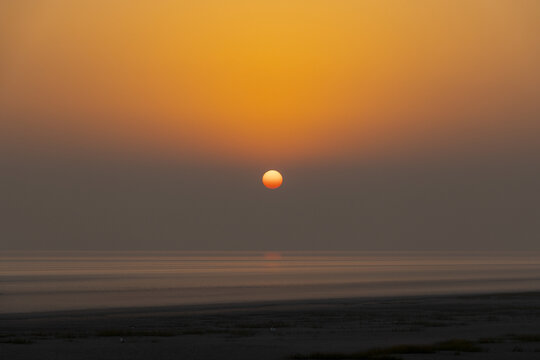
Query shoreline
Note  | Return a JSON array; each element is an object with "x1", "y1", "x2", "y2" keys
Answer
[
  {"x1": 2, "y1": 289, "x2": 540, "y2": 318},
  {"x1": 3, "y1": 276, "x2": 540, "y2": 315}
]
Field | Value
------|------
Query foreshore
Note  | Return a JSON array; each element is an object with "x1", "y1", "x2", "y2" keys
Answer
[{"x1": 2, "y1": 291, "x2": 540, "y2": 359}]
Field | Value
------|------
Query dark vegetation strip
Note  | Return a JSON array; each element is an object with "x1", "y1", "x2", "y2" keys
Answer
[
  {"x1": 509, "y1": 334, "x2": 540, "y2": 342},
  {"x1": 291, "y1": 339, "x2": 482, "y2": 359},
  {"x1": 1, "y1": 338, "x2": 34, "y2": 344},
  {"x1": 96, "y1": 330, "x2": 176, "y2": 337}
]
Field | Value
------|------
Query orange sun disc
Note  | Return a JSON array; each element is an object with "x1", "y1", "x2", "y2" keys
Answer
[{"x1": 262, "y1": 170, "x2": 283, "y2": 189}]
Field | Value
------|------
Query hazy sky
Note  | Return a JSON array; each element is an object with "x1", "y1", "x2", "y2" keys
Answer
[{"x1": 1, "y1": 0, "x2": 539, "y2": 250}]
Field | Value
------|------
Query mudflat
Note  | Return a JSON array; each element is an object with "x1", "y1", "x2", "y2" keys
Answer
[{"x1": 2, "y1": 292, "x2": 540, "y2": 359}]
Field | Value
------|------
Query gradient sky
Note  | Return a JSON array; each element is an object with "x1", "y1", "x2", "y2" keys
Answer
[{"x1": 1, "y1": 0, "x2": 539, "y2": 250}]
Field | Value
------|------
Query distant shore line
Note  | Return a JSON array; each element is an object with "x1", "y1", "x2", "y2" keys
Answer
[{"x1": 3, "y1": 289, "x2": 540, "y2": 319}]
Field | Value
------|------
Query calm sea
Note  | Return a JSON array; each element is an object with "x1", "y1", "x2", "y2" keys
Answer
[{"x1": 2, "y1": 251, "x2": 540, "y2": 313}]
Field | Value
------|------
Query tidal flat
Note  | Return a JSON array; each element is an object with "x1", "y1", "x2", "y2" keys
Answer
[{"x1": 2, "y1": 292, "x2": 540, "y2": 359}]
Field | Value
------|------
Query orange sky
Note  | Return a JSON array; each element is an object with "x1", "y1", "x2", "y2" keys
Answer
[{"x1": 1, "y1": 0, "x2": 539, "y2": 165}]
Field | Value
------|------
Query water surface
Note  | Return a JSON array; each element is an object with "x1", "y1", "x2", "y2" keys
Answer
[{"x1": 2, "y1": 251, "x2": 540, "y2": 313}]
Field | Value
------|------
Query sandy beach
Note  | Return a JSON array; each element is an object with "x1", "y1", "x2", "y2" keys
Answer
[{"x1": 2, "y1": 291, "x2": 540, "y2": 359}]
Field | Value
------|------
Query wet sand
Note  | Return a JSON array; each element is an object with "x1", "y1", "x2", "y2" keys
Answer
[{"x1": 2, "y1": 291, "x2": 540, "y2": 359}]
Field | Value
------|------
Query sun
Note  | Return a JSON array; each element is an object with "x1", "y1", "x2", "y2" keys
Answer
[{"x1": 262, "y1": 170, "x2": 283, "y2": 189}]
